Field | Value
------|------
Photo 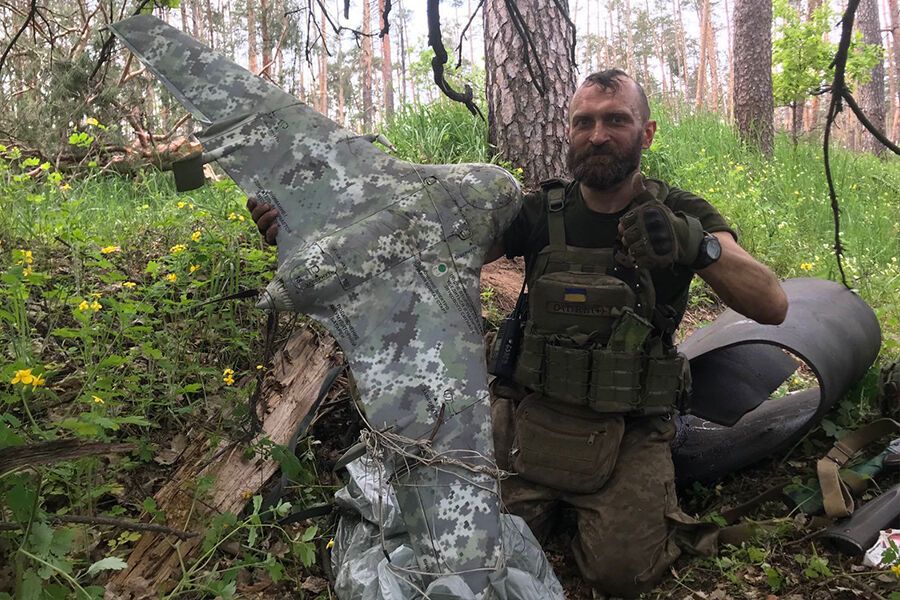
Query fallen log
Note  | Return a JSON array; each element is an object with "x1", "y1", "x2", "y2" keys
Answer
[
  {"x1": 0, "y1": 440, "x2": 135, "y2": 475},
  {"x1": 105, "y1": 326, "x2": 338, "y2": 598}
]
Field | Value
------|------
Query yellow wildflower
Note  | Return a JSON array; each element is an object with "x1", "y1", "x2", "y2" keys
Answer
[
  {"x1": 177, "y1": 201, "x2": 187, "y2": 209},
  {"x1": 800, "y1": 262, "x2": 814, "y2": 272},
  {"x1": 22, "y1": 267, "x2": 32, "y2": 277},
  {"x1": 78, "y1": 300, "x2": 91, "y2": 311},
  {"x1": 189, "y1": 264, "x2": 200, "y2": 274},
  {"x1": 165, "y1": 273, "x2": 178, "y2": 283},
  {"x1": 11, "y1": 369, "x2": 34, "y2": 385},
  {"x1": 191, "y1": 230, "x2": 201, "y2": 242},
  {"x1": 100, "y1": 245, "x2": 121, "y2": 254},
  {"x1": 223, "y1": 368, "x2": 235, "y2": 386},
  {"x1": 31, "y1": 374, "x2": 45, "y2": 387},
  {"x1": 92, "y1": 395, "x2": 104, "y2": 404},
  {"x1": 90, "y1": 300, "x2": 102, "y2": 311},
  {"x1": 891, "y1": 563, "x2": 900, "y2": 577},
  {"x1": 256, "y1": 364, "x2": 265, "y2": 370},
  {"x1": 60, "y1": 183, "x2": 71, "y2": 191},
  {"x1": 15, "y1": 250, "x2": 33, "y2": 265},
  {"x1": 170, "y1": 244, "x2": 186, "y2": 254},
  {"x1": 228, "y1": 212, "x2": 245, "y2": 222},
  {"x1": 122, "y1": 281, "x2": 137, "y2": 289},
  {"x1": 326, "y1": 539, "x2": 335, "y2": 550}
]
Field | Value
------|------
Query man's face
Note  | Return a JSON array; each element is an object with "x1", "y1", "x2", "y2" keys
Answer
[{"x1": 566, "y1": 80, "x2": 656, "y2": 191}]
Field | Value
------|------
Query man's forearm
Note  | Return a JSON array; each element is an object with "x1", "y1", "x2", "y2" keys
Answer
[{"x1": 698, "y1": 233, "x2": 788, "y2": 325}]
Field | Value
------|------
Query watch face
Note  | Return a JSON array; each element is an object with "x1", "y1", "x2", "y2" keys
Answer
[{"x1": 707, "y1": 235, "x2": 722, "y2": 261}]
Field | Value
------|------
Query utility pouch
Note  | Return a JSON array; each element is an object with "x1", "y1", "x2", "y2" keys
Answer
[
  {"x1": 544, "y1": 342, "x2": 592, "y2": 404},
  {"x1": 512, "y1": 394, "x2": 625, "y2": 494},
  {"x1": 514, "y1": 333, "x2": 546, "y2": 390},
  {"x1": 528, "y1": 271, "x2": 636, "y2": 340},
  {"x1": 589, "y1": 350, "x2": 643, "y2": 412},
  {"x1": 642, "y1": 353, "x2": 688, "y2": 415}
]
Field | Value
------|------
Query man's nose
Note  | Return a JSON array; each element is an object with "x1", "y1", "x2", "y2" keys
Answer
[{"x1": 588, "y1": 124, "x2": 610, "y2": 145}]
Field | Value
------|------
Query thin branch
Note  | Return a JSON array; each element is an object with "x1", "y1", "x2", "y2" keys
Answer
[
  {"x1": 842, "y1": 91, "x2": 900, "y2": 154},
  {"x1": 454, "y1": 0, "x2": 485, "y2": 69},
  {"x1": 822, "y1": 0, "x2": 861, "y2": 289},
  {"x1": 822, "y1": 0, "x2": 900, "y2": 289},
  {"x1": 426, "y1": 0, "x2": 482, "y2": 117},
  {"x1": 0, "y1": 515, "x2": 197, "y2": 540},
  {"x1": 88, "y1": 0, "x2": 156, "y2": 83},
  {"x1": 0, "y1": 0, "x2": 38, "y2": 81}
]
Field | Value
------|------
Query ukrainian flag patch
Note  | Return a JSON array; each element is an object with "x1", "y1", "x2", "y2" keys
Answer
[{"x1": 563, "y1": 287, "x2": 588, "y2": 303}]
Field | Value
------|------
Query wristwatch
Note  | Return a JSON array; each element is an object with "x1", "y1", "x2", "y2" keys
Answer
[{"x1": 692, "y1": 233, "x2": 722, "y2": 270}]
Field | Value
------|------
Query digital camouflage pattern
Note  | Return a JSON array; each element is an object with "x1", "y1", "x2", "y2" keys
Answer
[{"x1": 108, "y1": 15, "x2": 523, "y2": 596}]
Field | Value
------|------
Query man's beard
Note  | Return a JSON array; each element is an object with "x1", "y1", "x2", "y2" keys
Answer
[{"x1": 567, "y1": 133, "x2": 643, "y2": 191}]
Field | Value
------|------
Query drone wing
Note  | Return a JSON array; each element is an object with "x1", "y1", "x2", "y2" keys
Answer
[{"x1": 109, "y1": 15, "x2": 423, "y2": 262}]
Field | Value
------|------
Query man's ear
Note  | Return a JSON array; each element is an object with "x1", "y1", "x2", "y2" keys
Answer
[{"x1": 642, "y1": 120, "x2": 657, "y2": 149}]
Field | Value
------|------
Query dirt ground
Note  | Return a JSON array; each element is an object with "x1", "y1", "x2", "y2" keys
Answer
[{"x1": 480, "y1": 257, "x2": 527, "y2": 316}]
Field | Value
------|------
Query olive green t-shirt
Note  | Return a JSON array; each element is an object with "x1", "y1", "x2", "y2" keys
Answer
[{"x1": 503, "y1": 178, "x2": 735, "y2": 327}]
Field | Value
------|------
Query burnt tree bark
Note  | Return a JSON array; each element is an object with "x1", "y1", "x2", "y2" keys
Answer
[
  {"x1": 733, "y1": 0, "x2": 774, "y2": 155},
  {"x1": 483, "y1": 0, "x2": 576, "y2": 187}
]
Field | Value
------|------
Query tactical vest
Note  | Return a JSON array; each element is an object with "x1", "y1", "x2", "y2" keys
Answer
[{"x1": 512, "y1": 180, "x2": 689, "y2": 415}]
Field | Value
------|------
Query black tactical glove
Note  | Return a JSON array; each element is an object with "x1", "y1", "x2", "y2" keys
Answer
[{"x1": 619, "y1": 201, "x2": 704, "y2": 269}]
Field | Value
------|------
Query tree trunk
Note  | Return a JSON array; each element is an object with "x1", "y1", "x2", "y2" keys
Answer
[
  {"x1": 733, "y1": 0, "x2": 774, "y2": 155},
  {"x1": 191, "y1": 0, "x2": 201, "y2": 39},
  {"x1": 362, "y1": 0, "x2": 374, "y2": 130},
  {"x1": 858, "y1": 0, "x2": 887, "y2": 154},
  {"x1": 397, "y1": 0, "x2": 409, "y2": 105},
  {"x1": 260, "y1": 0, "x2": 271, "y2": 77},
  {"x1": 888, "y1": 0, "x2": 900, "y2": 142},
  {"x1": 180, "y1": 1, "x2": 189, "y2": 32},
  {"x1": 673, "y1": 0, "x2": 690, "y2": 102},
  {"x1": 725, "y1": 0, "x2": 735, "y2": 120},
  {"x1": 205, "y1": 0, "x2": 214, "y2": 48},
  {"x1": 484, "y1": 0, "x2": 576, "y2": 187},
  {"x1": 695, "y1": 0, "x2": 710, "y2": 110},
  {"x1": 247, "y1": 0, "x2": 258, "y2": 73},
  {"x1": 648, "y1": 0, "x2": 669, "y2": 98},
  {"x1": 319, "y1": 6, "x2": 328, "y2": 116},
  {"x1": 803, "y1": 0, "x2": 823, "y2": 134},
  {"x1": 624, "y1": 0, "x2": 635, "y2": 75},
  {"x1": 706, "y1": 6, "x2": 721, "y2": 112},
  {"x1": 379, "y1": 0, "x2": 395, "y2": 120}
]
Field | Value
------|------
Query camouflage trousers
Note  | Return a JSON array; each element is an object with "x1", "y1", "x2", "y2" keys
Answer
[{"x1": 490, "y1": 384, "x2": 717, "y2": 598}]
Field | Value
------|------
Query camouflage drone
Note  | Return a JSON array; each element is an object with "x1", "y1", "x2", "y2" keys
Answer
[{"x1": 109, "y1": 14, "x2": 520, "y2": 597}]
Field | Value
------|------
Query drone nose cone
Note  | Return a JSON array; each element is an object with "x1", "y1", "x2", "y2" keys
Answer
[
  {"x1": 256, "y1": 290, "x2": 274, "y2": 310},
  {"x1": 258, "y1": 277, "x2": 296, "y2": 312}
]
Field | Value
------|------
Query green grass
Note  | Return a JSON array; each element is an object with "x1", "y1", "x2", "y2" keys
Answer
[
  {"x1": 644, "y1": 107, "x2": 900, "y2": 355},
  {"x1": 1, "y1": 103, "x2": 899, "y2": 597}
]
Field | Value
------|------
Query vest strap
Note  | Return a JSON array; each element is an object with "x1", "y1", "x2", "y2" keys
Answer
[{"x1": 542, "y1": 180, "x2": 568, "y2": 251}]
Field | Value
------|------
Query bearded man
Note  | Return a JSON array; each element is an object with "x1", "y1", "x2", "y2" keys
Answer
[
  {"x1": 482, "y1": 69, "x2": 787, "y2": 598},
  {"x1": 248, "y1": 68, "x2": 787, "y2": 598}
]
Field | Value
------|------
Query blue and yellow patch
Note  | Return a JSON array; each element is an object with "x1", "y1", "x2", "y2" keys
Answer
[{"x1": 563, "y1": 287, "x2": 587, "y2": 303}]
